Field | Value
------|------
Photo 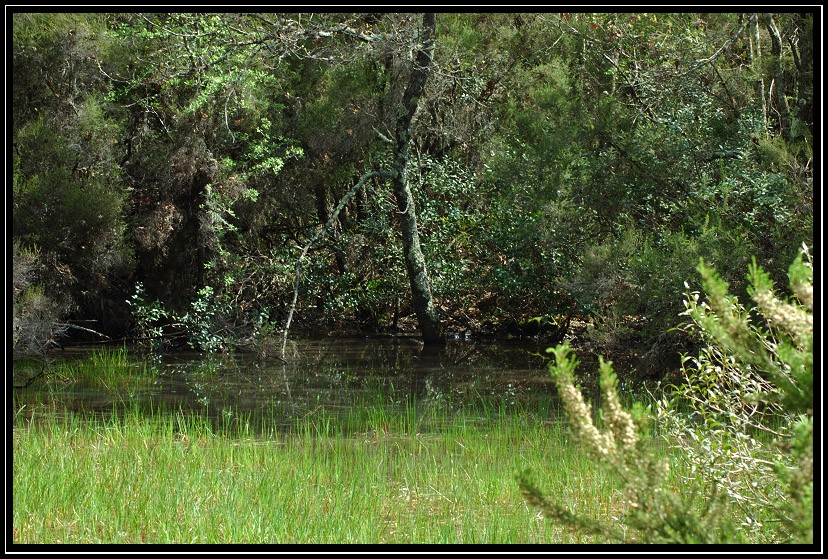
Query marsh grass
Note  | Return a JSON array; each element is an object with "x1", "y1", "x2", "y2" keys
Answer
[
  {"x1": 11, "y1": 394, "x2": 644, "y2": 544},
  {"x1": 11, "y1": 347, "x2": 678, "y2": 544},
  {"x1": 12, "y1": 347, "x2": 160, "y2": 433},
  {"x1": 15, "y1": 346, "x2": 157, "y2": 395}
]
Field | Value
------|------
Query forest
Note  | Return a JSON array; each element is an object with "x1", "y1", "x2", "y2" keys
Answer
[
  {"x1": 10, "y1": 11, "x2": 815, "y2": 545},
  {"x1": 12, "y1": 12, "x2": 813, "y2": 365}
]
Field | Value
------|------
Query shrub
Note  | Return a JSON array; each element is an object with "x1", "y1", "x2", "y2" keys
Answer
[
  {"x1": 179, "y1": 285, "x2": 232, "y2": 353},
  {"x1": 656, "y1": 245, "x2": 813, "y2": 543},
  {"x1": 126, "y1": 282, "x2": 170, "y2": 351},
  {"x1": 521, "y1": 246, "x2": 813, "y2": 544},
  {"x1": 12, "y1": 243, "x2": 70, "y2": 358},
  {"x1": 126, "y1": 283, "x2": 234, "y2": 354},
  {"x1": 520, "y1": 342, "x2": 743, "y2": 543}
]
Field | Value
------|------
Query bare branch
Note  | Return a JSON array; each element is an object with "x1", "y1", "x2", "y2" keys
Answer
[{"x1": 280, "y1": 169, "x2": 396, "y2": 359}]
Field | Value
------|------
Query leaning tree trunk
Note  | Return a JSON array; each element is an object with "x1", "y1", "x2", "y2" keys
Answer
[{"x1": 391, "y1": 12, "x2": 444, "y2": 345}]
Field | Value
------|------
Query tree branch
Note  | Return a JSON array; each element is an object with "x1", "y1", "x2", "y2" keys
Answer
[{"x1": 280, "y1": 169, "x2": 396, "y2": 359}]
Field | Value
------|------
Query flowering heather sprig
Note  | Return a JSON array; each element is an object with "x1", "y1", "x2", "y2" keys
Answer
[
  {"x1": 752, "y1": 290, "x2": 812, "y2": 349},
  {"x1": 747, "y1": 248, "x2": 813, "y2": 349},
  {"x1": 792, "y1": 281, "x2": 813, "y2": 312},
  {"x1": 789, "y1": 243, "x2": 814, "y2": 312},
  {"x1": 548, "y1": 343, "x2": 615, "y2": 456},
  {"x1": 548, "y1": 343, "x2": 636, "y2": 460},
  {"x1": 598, "y1": 357, "x2": 638, "y2": 452}
]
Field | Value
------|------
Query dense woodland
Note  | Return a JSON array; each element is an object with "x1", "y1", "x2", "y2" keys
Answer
[{"x1": 11, "y1": 12, "x2": 814, "y2": 377}]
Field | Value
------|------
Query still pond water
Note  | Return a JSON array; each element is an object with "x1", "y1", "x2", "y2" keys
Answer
[{"x1": 13, "y1": 337, "x2": 600, "y2": 432}]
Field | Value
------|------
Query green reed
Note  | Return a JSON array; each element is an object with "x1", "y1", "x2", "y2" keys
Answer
[{"x1": 11, "y1": 394, "x2": 636, "y2": 544}]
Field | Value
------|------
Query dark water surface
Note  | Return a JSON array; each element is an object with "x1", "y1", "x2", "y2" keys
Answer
[{"x1": 13, "y1": 337, "x2": 566, "y2": 431}]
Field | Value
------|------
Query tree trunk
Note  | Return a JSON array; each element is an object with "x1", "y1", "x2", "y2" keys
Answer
[
  {"x1": 762, "y1": 13, "x2": 792, "y2": 140},
  {"x1": 390, "y1": 12, "x2": 444, "y2": 346},
  {"x1": 747, "y1": 13, "x2": 768, "y2": 124}
]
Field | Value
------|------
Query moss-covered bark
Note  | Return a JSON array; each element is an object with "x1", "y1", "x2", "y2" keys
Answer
[{"x1": 390, "y1": 13, "x2": 444, "y2": 346}]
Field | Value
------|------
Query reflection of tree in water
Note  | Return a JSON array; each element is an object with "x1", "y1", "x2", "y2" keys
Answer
[
  {"x1": 15, "y1": 338, "x2": 559, "y2": 434},
  {"x1": 404, "y1": 341, "x2": 555, "y2": 413}
]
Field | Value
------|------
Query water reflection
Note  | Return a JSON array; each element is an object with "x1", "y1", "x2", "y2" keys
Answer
[{"x1": 13, "y1": 337, "x2": 560, "y2": 431}]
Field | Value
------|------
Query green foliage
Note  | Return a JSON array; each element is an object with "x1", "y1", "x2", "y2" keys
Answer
[
  {"x1": 101, "y1": 13, "x2": 308, "y2": 324},
  {"x1": 13, "y1": 112, "x2": 126, "y2": 261},
  {"x1": 415, "y1": 157, "x2": 481, "y2": 301},
  {"x1": 13, "y1": 13, "x2": 132, "y2": 330},
  {"x1": 656, "y1": 246, "x2": 813, "y2": 543},
  {"x1": 523, "y1": 342, "x2": 743, "y2": 543},
  {"x1": 180, "y1": 286, "x2": 232, "y2": 353},
  {"x1": 245, "y1": 117, "x2": 304, "y2": 177},
  {"x1": 524, "y1": 248, "x2": 813, "y2": 543},
  {"x1": 11, "y1": 11, "x2": 813, "y2": 351},
  {"x1": 475, "y1": 13, "x2": 811, "y2": 349},
  {"x1": 126, "y1": 282, "x2": 233, "y2": 354},
  {"x1": 416, "y1": 154, "x2": 577, "y2": 330},
  {"x1": 687, "y1": 248, "x2": 813, "y2": 413},
  {"x1": 126, "y1": 282, "x2": 169, "y2": 348},
  {"x1": 12, "y1": 13, "x2": 112, "y2": 126},
  {"x1": 12, "y1": 242, "x2": 69, "y2": 358}
]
